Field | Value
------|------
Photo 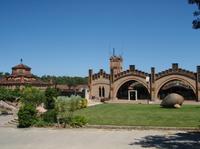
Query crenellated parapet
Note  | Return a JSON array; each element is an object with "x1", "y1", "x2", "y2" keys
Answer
[
  {"x1": 114, "y1": 65, "x2": 149, "y2": 82},
  {"x1": 89, "y1": 69, "x2": 110, "y2": 81},
  {"x1": 155, "y1": 63, "x2": 196, "y2": 81},
  {"x1": 88, "y1": 69, "x2": 110, "y2": 99}
]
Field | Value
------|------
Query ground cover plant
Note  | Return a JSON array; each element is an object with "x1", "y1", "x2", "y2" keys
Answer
[
  {"x1": 17, "y1": 86, "x2": 88, "y2": 128},
  {"x1": 75, "y1": 103, "x2": 200, "y2": 128}
]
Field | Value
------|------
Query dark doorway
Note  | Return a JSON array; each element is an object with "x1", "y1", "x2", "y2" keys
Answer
[
  {"x1": 129, "y1": 90, "x2": 137, "y2": 100},
  {"x1": 158, "y1": 80, "x2": 196, "y2": 100},
  {"x1": 117, "y1": 80, "x2": 150, "y2": 100}
]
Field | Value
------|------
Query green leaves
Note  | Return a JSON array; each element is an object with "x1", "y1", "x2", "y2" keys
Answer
[
  {"x1": 21, "y1": 87, "x2": 45, "y2": 106},
  {"x1": 41, "y1": 75, "x2": 88, "y2": 85},
  {"x1": 188, "y1": 0, "x2": 200, "y2": 29},
  {"x1": 0, "y1": 87, "x2": 20, "y2": 102},
  {"x1": 18, "y1": 104, "x2": 37, "y2": 128},
  {"x1": 44, "y1": 87, "x2": 59, "y2": 109},
  {"x1": 54, "y1": 95, "x2": 88, "y2": 127}
]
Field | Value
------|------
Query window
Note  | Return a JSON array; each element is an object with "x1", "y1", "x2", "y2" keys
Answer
[
  {"x1": 99, "y1": 87, "x2": 102, "y2": 97},
  {"x1": 102, "y1": 87, "x2": 105, "y2": 97}
]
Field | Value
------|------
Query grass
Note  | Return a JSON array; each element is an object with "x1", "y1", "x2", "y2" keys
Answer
[{"x1": 75, "y1": 103, "x2": 200, "y2": 128}]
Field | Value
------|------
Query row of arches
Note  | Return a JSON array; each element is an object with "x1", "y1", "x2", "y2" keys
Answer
[{"x1": 116, "y1": 79, "x2": 196, "y2": 100}]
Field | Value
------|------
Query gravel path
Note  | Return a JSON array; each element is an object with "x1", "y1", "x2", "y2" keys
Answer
[{"x1": 0, "y1": 127, "x2": 199, "y2": 149}]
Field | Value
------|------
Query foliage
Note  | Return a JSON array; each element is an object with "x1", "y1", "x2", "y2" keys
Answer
[
  {"x1": 18, "y1": 104, "x2": 37, "y2": 128},
  {"x1": 33, "y1": 118, "x2": 54, "y2": 127},
  {"x1": 188, "y1": 0, "x2": 200, "y2": 29},
  {"x1": 0, "y1": 87, "x2": 21, "y2": 102},
  {"x1": 0, "y1": 72, "x2": 10, "y2": 78},
  {"x1": 54, "y1": 95, "x2": 87, "y2": 127},
  {"x1": 44, "y1": 87, "x2": 59, "y2": 109},
  {"x1": 67, "y1": 116, "x2": 88, "y2": 127},
  {"x1": 42, "y1": 109, "x2": 57, "y2": 123},
  {"x1": 21, "y1": 87, "x2": 45, "y2": 106},
  {"x1": 79, "y1": 99, "x2": 88, "y2": 109},
  {"x1": 41, "y1": 75, "x2": 88, "y2": 86}
]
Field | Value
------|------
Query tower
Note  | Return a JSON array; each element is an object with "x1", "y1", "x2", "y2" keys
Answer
[{"x1": 110, "y1": 48, "x2": 123, "y2": 75}]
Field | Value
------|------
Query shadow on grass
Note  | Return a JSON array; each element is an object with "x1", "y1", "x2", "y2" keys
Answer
[{"x1": 130, "y1": 131, "x2": 200, "y2": 149}]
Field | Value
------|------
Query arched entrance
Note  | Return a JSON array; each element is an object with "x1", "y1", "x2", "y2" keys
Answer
[
  {"x1": 116, "y1": 80, "x2": 150, "y2": 100},
  {"x1": 157, "y1": 80, "x2": 196, "y2": 100}
]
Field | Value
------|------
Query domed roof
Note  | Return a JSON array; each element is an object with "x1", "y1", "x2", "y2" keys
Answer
[{"x1": 12, "y1": 63, "x2": 31, "y2": 70}]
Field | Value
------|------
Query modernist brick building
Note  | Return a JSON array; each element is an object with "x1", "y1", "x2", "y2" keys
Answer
[
  {"x1": 0, "y1": 61, "x2": 51, "y2": 90},
  {"x1": 88, "y1": 54, "x2": 200, "y2": 101}
]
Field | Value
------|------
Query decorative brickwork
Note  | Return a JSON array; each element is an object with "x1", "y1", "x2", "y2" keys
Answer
[{"x1": 89, "y1": 56, "x2": 200, "y2": 101}]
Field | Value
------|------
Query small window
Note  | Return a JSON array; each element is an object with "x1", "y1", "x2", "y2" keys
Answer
[
  {"x1": 102, "y1": 87, "x2": 105, "y2": 97},
  {"x1": 99, "y1": 87, "x2": 102, "y2": 97}
]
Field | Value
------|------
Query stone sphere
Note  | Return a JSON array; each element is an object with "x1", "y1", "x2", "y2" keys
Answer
[{"x1": 161, "y1": 93, "x2": 184, "y2": 108}]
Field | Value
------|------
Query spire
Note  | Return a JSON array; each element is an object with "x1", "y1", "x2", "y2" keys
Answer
[{"x1": 20, "y1": 58, "x2": 23, "y2": 64}]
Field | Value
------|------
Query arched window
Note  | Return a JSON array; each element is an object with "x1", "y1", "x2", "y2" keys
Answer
[
  {"x1": 99, "y1": 87, "x2": 102, "y2": 97},
  {"x1": 102, "y1": 87, "x2": 105, "y2": 97}
]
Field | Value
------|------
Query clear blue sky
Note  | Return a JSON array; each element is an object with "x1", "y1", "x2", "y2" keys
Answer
[{"x1": 0, "y1": 0, "x2": 199, "y2": 77}]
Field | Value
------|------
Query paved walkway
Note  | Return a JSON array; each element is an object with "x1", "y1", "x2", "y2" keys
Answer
[
  {"x1": 0, "y1": 127, "x2": 199, "y2": 149},
  {"x1": 0, "y1": 115, "x2": 14, "y2": 127}
]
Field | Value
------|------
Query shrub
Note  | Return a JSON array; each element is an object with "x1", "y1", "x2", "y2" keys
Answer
[
  {"x1": 43, "y1": 109, "x2": 57, "y2": 123},
  {"x1": 18, "y1": 104, "x2": 37, "y2": 128},
  {"x1": 68, "y1": 116, "x2": 88, "y2": 127},
  {"x1": 54, "y1": 95, "x2": 88, "y2": 127},
  {"x1": 34, "y1": 119, "x2": 54, "y2": 127},
  {"x1": 44, "y1": 87, "x2": 59, "y2": 109},
  {"x1": 0, "y1": 87, "x2": 20, "y2": 102},
  {"x1": 78, "y1": 99, "x2": 88, "y2": 109},
  {"x1": 81, "y1": 99, "x2": 88, "y2": 108},
  {"x1": 21, "y1": 87, "x2": 45, "y2": 106}
]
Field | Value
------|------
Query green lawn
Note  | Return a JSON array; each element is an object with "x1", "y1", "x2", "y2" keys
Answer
[{"x1": 75, "y1": 103, "x2": 200, "y2": 128}]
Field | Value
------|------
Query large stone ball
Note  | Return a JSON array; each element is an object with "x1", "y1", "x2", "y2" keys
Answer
[{"x1": 161, "y1": 93, "x2": 184, "y2": 108}]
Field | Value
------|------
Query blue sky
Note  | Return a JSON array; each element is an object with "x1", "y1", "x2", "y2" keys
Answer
[{"x1": 0, "y1": 0, "x2": 199, "y2": 77}]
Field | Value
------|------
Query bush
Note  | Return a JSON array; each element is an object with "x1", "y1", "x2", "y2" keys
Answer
[
  {"x1": 21, "y1": 87, "x2": 45, "y2": 106},
  {"x1": 54, "y1": 95, "x2": 88, "y2": 127},
  {"x1": 81, "y1": 99, "x2": 88, "y2": 108},
  {"x1": 78, "y1": 99, "x2": 88, "y2": 109},
  {"x1": 18, "y1": 104, "x2": 37, "y2": 128},
  {"x1": 68, "y1": 116, "x2": 88, "y2": 128},
  {"x1": 43, "y1": 109, "x2": 57, "y2": 123},
  {"x1": 44, "y1": 87, "x2": 59, "y2": 109},
  {"x1": 0, "y1": 87, "x2": 20, "y2": 102},
  {"x1": 34, "y1": 119, "x2": 54, "y2": 127}
]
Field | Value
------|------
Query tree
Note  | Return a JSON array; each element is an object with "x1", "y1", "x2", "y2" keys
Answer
[
  {"x1": 0, "y1": 87, "x2": 20, "y2": 102},
  {"x1": 44, "y1": 87, "x2": 59, "y2": 109},
  {"x1": 40, "y1": 75, "x2": 88, "y2": 85},
  {"x1": 188, "y1": 0, "x2": 200, "y2": 29},
  {"x1": 21, "y1": 87, "x2": 45, "y2": 106}
]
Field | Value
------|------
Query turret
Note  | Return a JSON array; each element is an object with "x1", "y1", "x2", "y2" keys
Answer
[{"x1": 110, "y1": 49, "x2": 123, "y2": 75}]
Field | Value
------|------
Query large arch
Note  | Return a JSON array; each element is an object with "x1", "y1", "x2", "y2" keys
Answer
[
  {"x1": 155, "y1": 75, "x2": 196, "y2": 100},
  {"x1": 113, "y1": 76, "x2": 150, "y2": 100}
]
